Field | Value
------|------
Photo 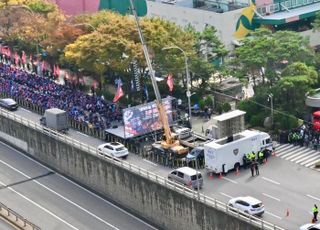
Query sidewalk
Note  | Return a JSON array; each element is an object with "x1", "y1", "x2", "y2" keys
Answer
[{"x1": 190, "y1": 115, "x2": 216, "y2": 136}]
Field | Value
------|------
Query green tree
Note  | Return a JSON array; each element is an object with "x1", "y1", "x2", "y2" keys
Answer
[
  {"x1": 232, "y1": 29, "x2": 314, "y2": 86},
  {"x1": 233, "y1": 29, "x2": 274, "y2": 86},
  {"x1": 312, "y1": 12, "x2": 320, "y2": 31}
]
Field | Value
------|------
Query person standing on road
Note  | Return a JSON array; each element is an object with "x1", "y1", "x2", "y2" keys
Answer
[
  {"x1": 250, "y1": 162, "x2": 255, "y2": 177},
  {"x1": 254, "y1": 160, "x2": 259, "y2": 176},
  {"x1": 313, "y1": 204, "x2": 318, "y2": 222}
]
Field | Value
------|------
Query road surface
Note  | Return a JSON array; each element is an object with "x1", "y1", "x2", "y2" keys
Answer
[
  {"x1": 10, "y1": 107, "x2": 320, "y2": 229},
  {"x1": 0, "y1": 139, "x2": 158, "y2": 230}
]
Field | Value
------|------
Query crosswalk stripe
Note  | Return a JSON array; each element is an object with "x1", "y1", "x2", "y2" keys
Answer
[
  {"x1": 277, "y1": 146, "x2": 302, "y2": 157},
  {"x1": 300, "y1": 155, "x2": 320, "y2": 166},
  {"x1": 276, "y1": 145, "x2": 299, "y2": 155},
  {"x1": 276, "y1": 144, "x2": 293, "y2": 152},
  {"x1": 285, "y1": 148, "x2": 311, "y2": 160},
  {"x1": 274, "y1": 143, "x2": 320, "y2": 170},
  {"x1": 295, "y1": 152, "x2": 320, "y2": 164},
  {"x1": 280, "y1": 147, "x2": 307, "y2": 158},
  {"x1": 290, "y1": 150, "x2": 317, "y2": 161},
  {"x1": 275, "y1": 144, "x2": 291, "y2": 151},
  {"x1": 304, "y1": 157, "x2": 320, "y2": 167}
]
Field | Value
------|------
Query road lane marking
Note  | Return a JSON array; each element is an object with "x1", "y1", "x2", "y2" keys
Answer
[
  {"x1": 222, "y1": 177, "x2": 238, "y2": 184},
  {"x1": 142, "y1": 159, "x2": 158, "y2": 166},
  {"x1": 265, "y1": 211, "x2": 282, "y2": 219},
  {"x1": 19, "y1": 108, "x2": 31, "y2": 113},
  {"x1": 220, "y1": 192, "x2": 233, "y2": 199},
  {"x1": 307, "y1": 194, "x2": 320, "y2": 202},
  {"x1": 76, "y1": 131, "x2": 90, "y2": 137},
  {"x1": 262, "y1": 193, "x2": 280, "y2": 202},
  {"x1": 0, "y1": 159, "x2": 120, "y2": 230},
  {"x1": 0, "y1": 180, "x2": 79, "y2": 230},
  {"x1": 0, "y1": 140, "x2": 158, "y2": 230},
  {"x1": 261, "y1": 177, "x2": 280, "y2": 185}
]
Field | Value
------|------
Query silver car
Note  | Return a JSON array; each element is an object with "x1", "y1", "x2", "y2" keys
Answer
[{"x1": 168, "y1": 167, "x2": 203, "y2": 189}]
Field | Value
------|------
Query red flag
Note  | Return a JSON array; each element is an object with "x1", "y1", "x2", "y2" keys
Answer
[
  {"x1": 6, "y1": 47, "x2": 11, "y2": 57},
  {"x1": 41, "y1": 61, "x2": 46, "y2": 71},
  {"x1": 14, "y1": 52, "x2": 20, "y2": 65},
  {"x1": 167, "y1": 74, "x2": 174, "y2": 92},
  {"x1": 53, "y1": 65, "x2": 58, "y2": 76},
  {"x1": 22, "y1": 51, "x2": 27, "y2": 64},
  {"x1": 56, "y1": 65, "x2": 60, "y2": 76},
  {"x1": 29, "y1": 54, "x2": 33, "y2": 62},
  {"x1": 113, "y1": 85, "x2": 124, "y2": 103}
]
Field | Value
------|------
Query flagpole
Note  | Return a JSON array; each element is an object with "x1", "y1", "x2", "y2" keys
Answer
[{"x1": 162, "y1": 46, "x2": 192, "y2": 128}]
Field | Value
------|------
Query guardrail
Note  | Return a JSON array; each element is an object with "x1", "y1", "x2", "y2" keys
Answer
[
  {"x1": 0, "y1": 201, "x2": 41, "y2": 230},
  {"x1": 0, "y1": 108, "x2": 285, "y2": 230}
]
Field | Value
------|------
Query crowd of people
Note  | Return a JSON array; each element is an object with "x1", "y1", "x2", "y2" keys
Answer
[
  {"x1": 288, "y1": 124, "x2": 320, "y2": 150},
  {"x1": 0, "y1": 63, "x2": 123, "y2": 130}
]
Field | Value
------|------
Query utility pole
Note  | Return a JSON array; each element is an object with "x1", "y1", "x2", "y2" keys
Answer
[{"x1": 268, "y1": 94, "x2": 274, "y2": 128}]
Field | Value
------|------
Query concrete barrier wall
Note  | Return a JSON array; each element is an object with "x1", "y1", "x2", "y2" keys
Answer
[{"x1": 0, "y1": 114, "x2": 262, "y2": 230}]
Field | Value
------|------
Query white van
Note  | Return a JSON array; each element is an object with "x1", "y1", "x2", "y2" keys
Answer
[{"x1": 168, "y1": 167, "x2": 203, "y2": 189}]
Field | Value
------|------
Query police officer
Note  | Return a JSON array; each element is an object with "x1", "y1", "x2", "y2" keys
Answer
[
  {"x1": 258, "y1": 151, "x2": 264, "y2": 164},
  {"x1": 313, "y1": 204, "x2": 318, "y2": 222},
  {"x1": 250, "y1": 151, "x2": 256, "y2": 161}
]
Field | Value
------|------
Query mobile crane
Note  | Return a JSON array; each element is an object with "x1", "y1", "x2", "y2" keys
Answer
[{"x1": 129, "y1": 0, "x2": 188, "y2": 155}]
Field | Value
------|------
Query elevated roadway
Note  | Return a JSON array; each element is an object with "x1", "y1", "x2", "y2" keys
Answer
[
  {"x1": 11, "y1": 107, "x2": 320, "y2": 229},
  {"x1": 0, "y1": 138, "x2": 157, "y2": 230}
]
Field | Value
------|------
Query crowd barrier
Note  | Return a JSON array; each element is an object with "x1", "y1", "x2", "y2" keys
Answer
[
  {"x1": 0, "y1": 201, "x2": 40, "y2": 230},
  {"x1": 0, "y1": 108, "x2": 285, "y2": 230}
]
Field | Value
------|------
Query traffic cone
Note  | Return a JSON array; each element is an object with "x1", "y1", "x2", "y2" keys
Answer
[
  {"x1": 235, "y1": 167, "x2": 240, "y2": 176},
  {"x1": 263, "y1": 159, "x2": 267, "y2": 165},
  {"x1": 209, "y1": 173, "x2": 214, "y2": 180},
  {"x1": 272, "y1": 151, "x2": 277, "y2": 157},
  {"x1": 285, "y1": 209, "x2": 289, "y2": 217},
  {"x1": 219, "y1": 172, "x2": 223, "y2": 179}
]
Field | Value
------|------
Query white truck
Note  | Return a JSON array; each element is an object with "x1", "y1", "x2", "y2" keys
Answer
[
  {"x1": 204, "y1": 130, "x2": 273, "y2": 174},
  {"x1": 40, "y1": 108, "x2": 69, "y2": 133}
]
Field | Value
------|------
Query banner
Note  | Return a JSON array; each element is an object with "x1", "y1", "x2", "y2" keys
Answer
[{"x1": 122, "y1": 97, "x2": 173, "y2": 138}]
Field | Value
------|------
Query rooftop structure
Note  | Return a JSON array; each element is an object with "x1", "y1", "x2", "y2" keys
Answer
[{"x1": 50, "y1": 0, "x2": 320, "y2": 49}]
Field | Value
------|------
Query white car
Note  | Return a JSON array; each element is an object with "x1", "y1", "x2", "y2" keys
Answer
[
  {"x1": 172, "y1": 126, "x2": 192, "y2": 140},
  {"x1": 97, "y1": 142, "x2": 129, "y2": 159},
  {"x1": 228, "y1": 196, "x2": 264, "y2": 216},
  {"x1": 300, "y1": 223, "x2": 320, "y2": 230}
]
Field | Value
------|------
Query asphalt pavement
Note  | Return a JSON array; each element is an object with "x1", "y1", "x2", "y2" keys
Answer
[
  {"x1": 10, "y1": 107, "x2": 320, "y2": 229},
  {"x1": 0, "y1": 139, "x2": 158, "y2": 230}
]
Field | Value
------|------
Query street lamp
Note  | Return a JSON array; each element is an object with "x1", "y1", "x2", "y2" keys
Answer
[
  {"x1": 268, "y1": 93, "x2": 274, "y2": 128},
  {"x1": 162, "y1": 45, "x2": 192, "y2": 128}
]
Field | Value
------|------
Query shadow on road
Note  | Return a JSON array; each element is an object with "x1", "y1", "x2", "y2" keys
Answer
[{"x1": 0, "y1": 171, "x2": 55, "y2": 189}]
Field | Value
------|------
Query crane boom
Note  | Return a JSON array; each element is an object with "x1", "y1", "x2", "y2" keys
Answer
[{"x1": 129, "y1": 0, "x2": 178, "y2": 146}]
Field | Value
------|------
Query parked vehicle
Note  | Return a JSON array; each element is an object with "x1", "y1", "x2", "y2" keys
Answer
[
  {"x1": 186, "y1": 147, "x2": 204, "y2": 160},
  {"x1": 300, "y1": 223, "x2": 320, "y2": 230},
  {"x1": 204, "y1": 130, "x2": 273, "y2": 174},
  {"x1": 0, "y1": 98, "x2": 18, "y2": 111},
  {"x1": 40, "y1": 108, "x2": 68, "y2": 133},
  {"x1": 172, "y1": 126, "x2": 192, "y2": 140},
  {"x1": 168, "y1": 167, "x2": 203, "y2": 189},
  {"x1": 228, "y1": 196, "x2": 264, "y2": 216},
  {"x1": 97, "y1": 142, "x2": 129, "y2": 159}
]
